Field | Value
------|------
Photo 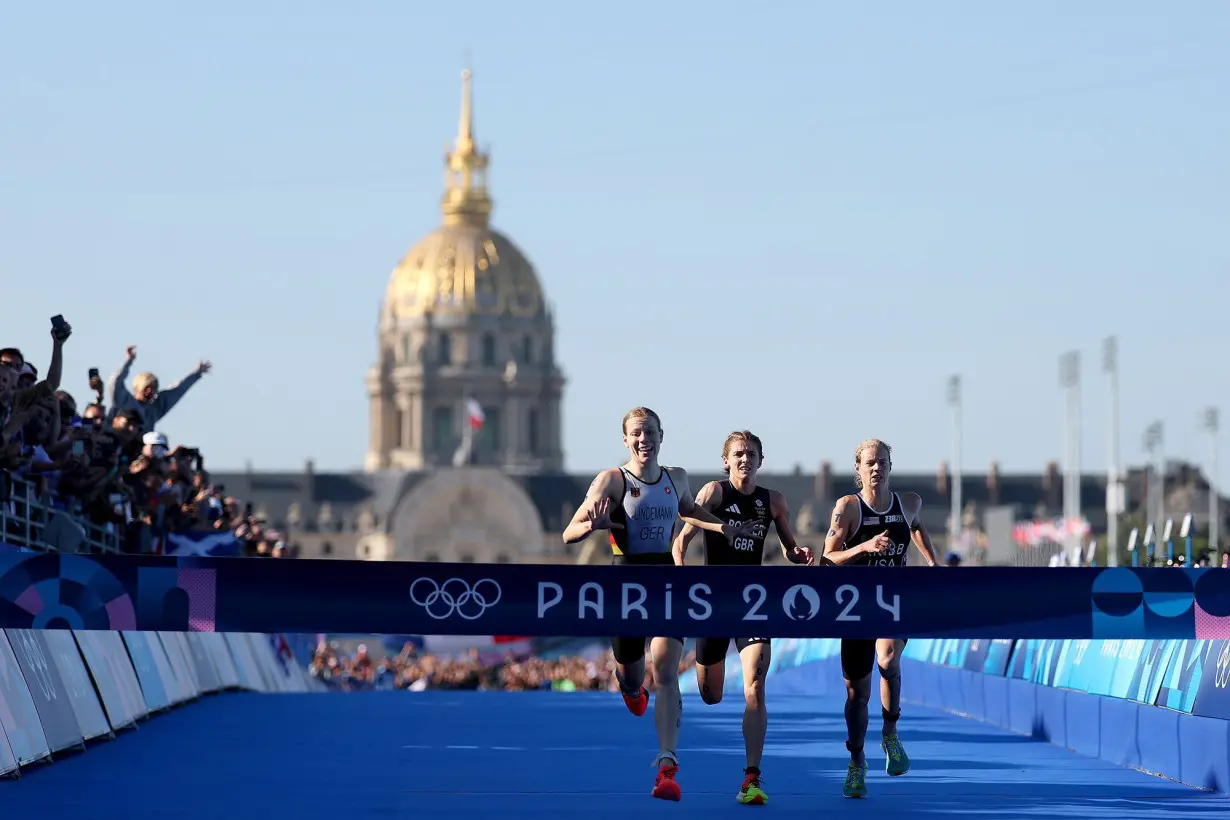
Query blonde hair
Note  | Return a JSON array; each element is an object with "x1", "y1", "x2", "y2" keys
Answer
[
  {"x1": 721, "y1": 430, "x2": 764, "y2": 473},
  {"x1": 621, "y1": 406, "x2": 662, "y2": 435},
  {"x1": 133, "y1": 372, "x2": 159, "y2": 395},
  {"x1": 853, "y1": 438, "x2": 891, "y2": 489}
]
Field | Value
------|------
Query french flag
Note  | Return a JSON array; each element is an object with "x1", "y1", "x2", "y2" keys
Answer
[
  {"x1": 466, "y1": 398, "x2": 485, "y2": 430},
  {"x1": 452, "y1": 398, "x2": 486, "y2": 467}
]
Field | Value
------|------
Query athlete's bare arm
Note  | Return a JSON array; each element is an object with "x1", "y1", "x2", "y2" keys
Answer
[
  {"x1": 562, "y1": 468, "x2": 624, "y2": 544},
  {"x1": 667, "y1": 467, "x2": 746, "y2": 539},
  {"x1": 672, "y1": 480, "x2": 721, "y2": 565},
  {"x1": 822, "y1": 495, "x2": 891, "y2": 566},
  {"x1": 770, "y1": 489, "x2": 813, "y2": 565},
  {"x1": 902, "y1": 492, "x2": 939, "y2": 566}
]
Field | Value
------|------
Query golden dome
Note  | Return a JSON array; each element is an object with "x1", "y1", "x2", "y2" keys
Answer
[
  {"x1": 383, "y1": 69, "x2": 546, "y2": 321},
  {"x1": 385, "y1": 223, "x2": 545, "y2": 319}
]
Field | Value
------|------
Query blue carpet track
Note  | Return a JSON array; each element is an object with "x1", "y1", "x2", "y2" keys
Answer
[{"x1": 3, "y1": 690, "x2": 1229, "y2": 818}]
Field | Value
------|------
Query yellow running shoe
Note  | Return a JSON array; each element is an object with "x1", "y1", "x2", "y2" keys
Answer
[
  {"x1": 882, "y1": 735, "x2": 911, "y2": 776},
  {"x1": 843, "y1": 762, "x2": 868, "y2": 798},
  {"x1": 736, "y1": 769, "x2": 767, "y2": 805}
]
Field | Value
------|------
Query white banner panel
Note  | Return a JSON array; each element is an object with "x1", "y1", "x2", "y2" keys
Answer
[
  {"x1": 0, "y1": 631, "x2": 49, "y2": 766},
  {"x1": 121, "y1": 632, "x2": 172, "y2": 713},
  {"x1": 156, "y1": 632, "x2": 199, "y2": 702},
  {"x1": 73, "y1": 631, "x2": 140, "y2": 731},
  {"x1": 203, "y1": 633, "x2": 240, "y2": 689},
  {"x1": 223, "y1": 633, "x2": 265, "y2": 692},
  {"x1": 7, "y1": 629, "x2": 82, "y2": 753},
  {"x1": 43, "y1": 630, "x2": 110, "y2": 742},
  {"x1": 183, "y1": 633, "x2": 221, "y2": 693},
  {"x1": 0, "y1": 720, "x2": 16, "y2": 777},
  {"x1": 96, "y1": 631, "x2": 148, "y2": 723}
]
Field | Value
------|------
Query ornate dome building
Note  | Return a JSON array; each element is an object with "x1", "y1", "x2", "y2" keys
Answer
[
  {"x1": 366, "y1": 69, "x2": 565, "y2": 474},
  {"x1": 206, "y1": 71, "x2": 1139, "y2": 567}
]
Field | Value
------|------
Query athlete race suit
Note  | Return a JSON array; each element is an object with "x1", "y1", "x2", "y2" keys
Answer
[
  {"x1": 608, "y1": 466, "x2": 683, "y2": 665},
  {"x1": 838, "y1": 492, "x2": 912, "y2": 681},
  {"x1": 694, "y1": 480, "x2": 772, "y2": 667}
]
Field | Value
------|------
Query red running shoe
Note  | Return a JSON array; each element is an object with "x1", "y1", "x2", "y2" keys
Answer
[
  {"x1": 652, "y1": 763, "x2": 681, "y2": 801},
  {"x1": 622, "y1": 686, "x2": 648, "y2": 717}
]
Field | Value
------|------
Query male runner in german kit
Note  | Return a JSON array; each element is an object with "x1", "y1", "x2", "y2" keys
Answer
[
  {"x1": 563, "y1": 407, "x2": 754, "y2": 801},
  {"x1": 823, "y1": 438, "x2": 938, "y2": 798},
  {"x1": 672, "y1": 430, "x2": 813, "y2": 805}
]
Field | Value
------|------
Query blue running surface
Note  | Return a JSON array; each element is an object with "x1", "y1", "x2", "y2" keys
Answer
[{"x1": 2, "y1": 691, "x2": 1227, "y2": 818}]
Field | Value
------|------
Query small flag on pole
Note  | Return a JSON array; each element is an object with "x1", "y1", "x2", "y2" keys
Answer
[
  {"x1": 453, "y1": 397, "x2": 484, "y2": 467},
  {"x1": 466, "y1": 397, "x2": 485, "y2": 430}
]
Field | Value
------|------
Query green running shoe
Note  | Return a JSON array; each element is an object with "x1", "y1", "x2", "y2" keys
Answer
[
  {"x1": 882, "y1": 735, "x2": 911, "y2": 776},
  {"x1": 736, "y1": 769, "x2": 767, "y2": 805},
  {"x1": 842, "y1": 762, "x2": 868, "y2": 798}
]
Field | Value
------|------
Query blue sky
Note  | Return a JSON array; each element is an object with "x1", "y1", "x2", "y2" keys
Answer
[{"x1": 2, "y1": 1, "x2": 1227, "y2": 478}]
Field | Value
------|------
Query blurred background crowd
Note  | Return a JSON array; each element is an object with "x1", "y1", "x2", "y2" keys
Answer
[
  {"x1": 0, "y1": 319, "x2": 296, "y2": 558},
  {"x1": 309, "y1": 638, "x2": 699, "y2": 693}
]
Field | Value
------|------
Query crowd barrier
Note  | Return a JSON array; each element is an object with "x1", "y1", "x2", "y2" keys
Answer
[
  {"x1": 0, "y1": 630, "x2": 321, "y2": 778},
  {"x1": 727, "y1": 636, "x2": 1230, "y2": 792}
]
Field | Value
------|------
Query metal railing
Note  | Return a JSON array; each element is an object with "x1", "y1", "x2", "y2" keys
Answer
[
  {"x1": 1010, "y1": 541, "x2": 1066, "y2": 567},
  {"x1": 0, "y1": 472, "x2": 121, "y2": 553}
]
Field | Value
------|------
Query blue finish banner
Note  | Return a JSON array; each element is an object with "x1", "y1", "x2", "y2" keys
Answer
[
  {"x1": 1155, "y1": 639, "x2": 1210, "y2": 713},
  {"x1": 1007, "y1": 640, "x2": 1064, "y2": 684},
  {"x1": 2, "y1": 552, "x2": 1230, "y2": 639},
  {"x1": 1052, "y1": 640, "x2": 1121, "y2": 695},
  {"x1": 1115, "y1": 640, "x2": 1178, "y2": 704},
  {"x1": 973, "y1": 639, "x2": 1015, "y2": 676},
  {"x1": 1190, "y1": 640, "x2": 1230, "y2": 720},
  {"x1": 901, "y1": 638, "x2": 1015, "y2": 676}
]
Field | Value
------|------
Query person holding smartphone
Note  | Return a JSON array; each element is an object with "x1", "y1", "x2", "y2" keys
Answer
[{"x1": 88, "y1": 367, "x2": 105, "y2": 405}]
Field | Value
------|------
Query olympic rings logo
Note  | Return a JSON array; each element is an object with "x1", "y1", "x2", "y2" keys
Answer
[{"x1": 409, "y1": 578, "x2": 502, "y2": 620}]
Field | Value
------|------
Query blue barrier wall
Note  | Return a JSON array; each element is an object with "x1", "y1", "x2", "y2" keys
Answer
[
  {"x1": 730, "y1": 637, "x2": 1230, "y2": 792},
  {"x1": 0, "y1": 630, "x2": 321, "y2": 778}
]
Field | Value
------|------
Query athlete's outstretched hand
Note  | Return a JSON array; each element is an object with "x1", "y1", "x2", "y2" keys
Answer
[
  {"x1": 588, "y1": 496, "x2": 623, "y2": 532},
  {"x1": 786, "y1": 545, "x2": 815, "y2": 565},
  {"x1": 720, "y1": 520, "x2": 758, "y2": 543}
]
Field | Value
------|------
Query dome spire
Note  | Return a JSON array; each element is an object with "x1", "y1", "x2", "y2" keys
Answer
[
  {"x1": 456, "y1": 65, "x2": 474, "y2": 154},
  {"x1": 441, "y1": 65, "x2": 492, "y2": 227}
]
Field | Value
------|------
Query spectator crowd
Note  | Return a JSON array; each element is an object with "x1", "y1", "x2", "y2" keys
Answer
[
  {"x1": 309, "y1": 639, "x2": 699, "y2": 693},
  {"x1": 1, "y1": 319, "x2": 294, "y2": 558}
]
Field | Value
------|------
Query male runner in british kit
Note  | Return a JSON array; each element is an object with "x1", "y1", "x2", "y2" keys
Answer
[{"x1": 672, "y1": 430, "x2": 813, "y2": 805}]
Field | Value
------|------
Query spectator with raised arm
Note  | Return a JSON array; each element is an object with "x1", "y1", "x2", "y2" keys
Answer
[
  {"x1": 106, "y1": 345, "x2": 212, "y2": 430},
  {"x1": 0, "y1": 319, "x2": 287, "y2": 559},
  {"x1": 1, "y1": 320, "x2": 73, "y2": 474}
]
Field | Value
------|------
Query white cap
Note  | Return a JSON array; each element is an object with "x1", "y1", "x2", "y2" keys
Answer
[{"x1": 142, "y1": 431, "x2": 168, "y2": 448}]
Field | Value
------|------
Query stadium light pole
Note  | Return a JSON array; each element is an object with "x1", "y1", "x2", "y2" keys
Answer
[
  {"x1": 1060, "y1": 351, "x2": 1081, "y2": 564},
  {"x1": 1205, "y1": 408, "x2": 1220, "y2": 564},
  {"x1": 1103, "y1": 337, "x2": 1121, "y2": 566},
  {"x1": 947, "y1": 375, "x2": 962, "y2": 552},
  {"x1": 1143, "y1": 421, "x2": 1164, "y2": 533}
]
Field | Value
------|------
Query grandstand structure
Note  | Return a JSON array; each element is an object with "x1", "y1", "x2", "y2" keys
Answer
[{"x1": 210, "y1": 70, "x2": 1224, "y2": 567}]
